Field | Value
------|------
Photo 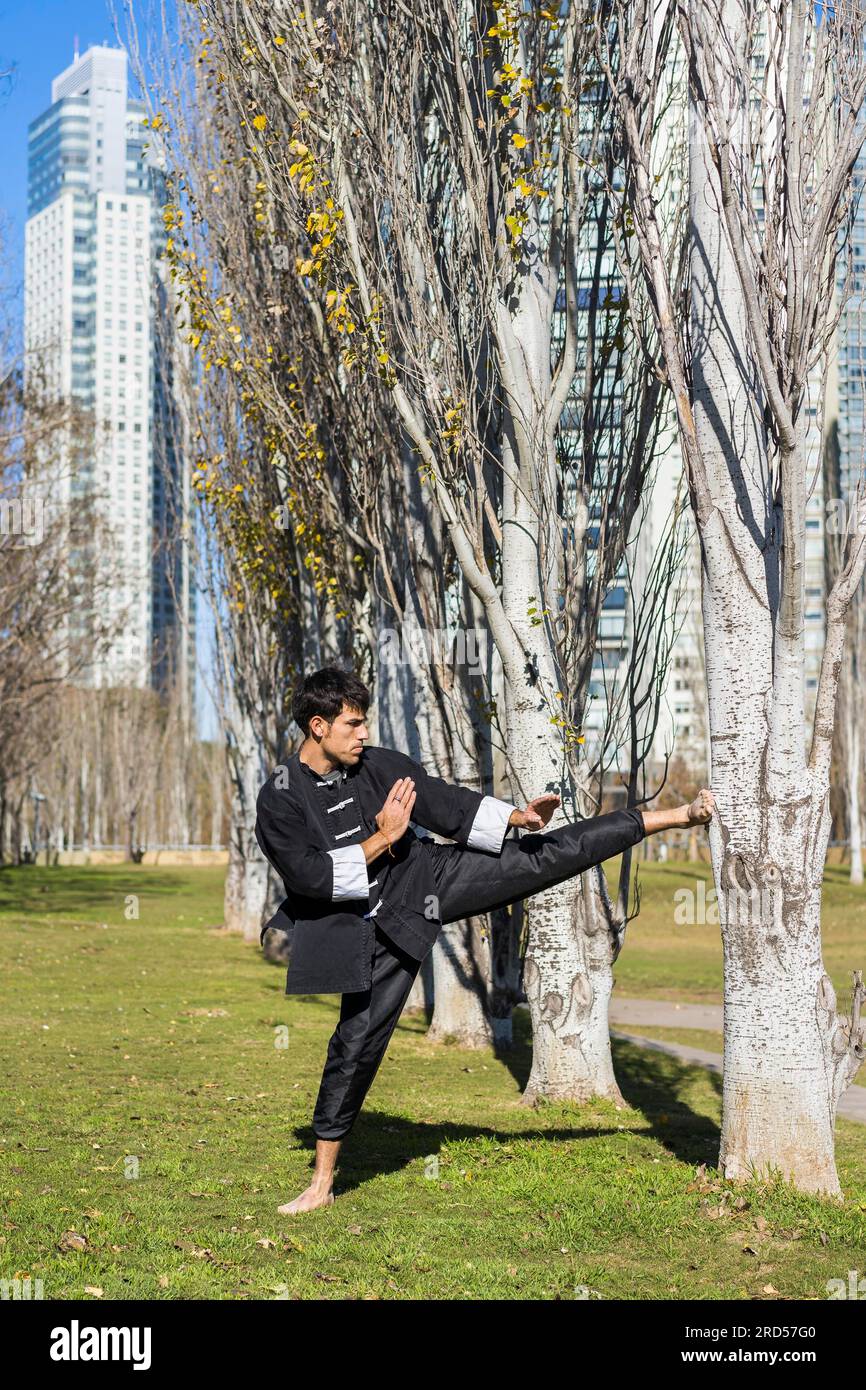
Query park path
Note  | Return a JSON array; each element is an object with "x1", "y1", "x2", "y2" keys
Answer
[
  {"x1": 515, "y1": 997, "x2": 866, "y2": 1125},
  {"x1": 606, "y1": 996, "x2": 866, "y2": 1125}
]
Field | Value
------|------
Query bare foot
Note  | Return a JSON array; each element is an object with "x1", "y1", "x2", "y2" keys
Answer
[
  {"x1": 277, "y1": 1183, "x2": 334, "y2": 1215},
  {"x1": 686, "y1": 788, "x2": 715, "y2": 825}
]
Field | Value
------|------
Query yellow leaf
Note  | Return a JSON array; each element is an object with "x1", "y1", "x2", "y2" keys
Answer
[
  {"x1": 252, "y1": 114, "x2": 267, "y2": 131},
  {"x1": 273, "y1": 36, "x2": 286, "y2": 46},
  {"x1": 511, "y1": 132, "x2": 527, "y2": 148}
]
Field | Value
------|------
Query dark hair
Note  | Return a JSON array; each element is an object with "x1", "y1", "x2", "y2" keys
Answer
[{"x1": 291, "y1": 666, "x2": 370, "y2": 736}]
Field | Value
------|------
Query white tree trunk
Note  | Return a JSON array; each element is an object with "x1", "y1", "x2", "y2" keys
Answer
[
  {"x1": 689, "y1": 2, "x2": 856, "y2": 1193},
  {"x1": 391, "y1": 456, "x2": 498, "y2": 1048},
  {"x1": 499, "y1": 412, "x2": 622, "y2": 1101},
  {"x1": 224, "y1": 711, "x2": 269, "y2": 941},
  {"x1": 427, "y1": 918, "x2": 495, "y2": 1047},
  {"x1": 848, "y1": 681, "x2": 863, "y2": 885}
]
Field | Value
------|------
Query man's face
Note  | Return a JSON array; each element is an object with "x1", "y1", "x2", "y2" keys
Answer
[{"x1": 311, "y1": 703, "x2": 370, "y2": 766}]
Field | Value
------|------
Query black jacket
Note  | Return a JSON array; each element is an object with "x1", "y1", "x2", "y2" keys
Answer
[{"x1": 255, "y1": 745, "x2": 516, "y2": 995}]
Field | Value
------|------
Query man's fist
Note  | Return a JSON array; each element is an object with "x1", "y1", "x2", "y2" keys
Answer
[{"x1": 686, "y1": 788, "x2": 715, "y2": 825}]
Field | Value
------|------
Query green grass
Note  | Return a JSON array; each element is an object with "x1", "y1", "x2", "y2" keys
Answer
[
  {"x1": 1, "y1": 862, "x2": 866, "y2": 1300},
  {"x1": 612, "y1": 858, "x2": 866, "y2": 1004}
]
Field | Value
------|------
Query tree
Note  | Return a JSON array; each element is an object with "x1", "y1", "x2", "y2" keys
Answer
[
  {"x1": 604, "y1": 0, "x2": 866, "y2": 1193},
  {"x1": 156, "y1": 0, "x2": 690, "y2": 1101}
]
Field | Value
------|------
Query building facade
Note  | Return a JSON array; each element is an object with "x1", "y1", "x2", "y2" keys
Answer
[{"x1": 24, "y1": 44, "x2": 194, "y2": 697}]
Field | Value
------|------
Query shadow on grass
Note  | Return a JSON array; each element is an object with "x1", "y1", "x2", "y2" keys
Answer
[
  {"x1": 0, "y1": 865, "x2": 206, "y2": 918},
  {"x1": 281, "y1": 1022, "x2": 722, "y2": 1198},
  {"x1": 491, "y1": 1003, "x2": 720, "y2": 1166},
  {"x1": 291, "y1": 1115, "x2": 629, "y2": 1199},
  {"x1": 611, "y1": 1037, "x2": 721, "y2": 1166},
  {"x1": 405, "y1": 1000, "x2": 721, "y2": 1168}
]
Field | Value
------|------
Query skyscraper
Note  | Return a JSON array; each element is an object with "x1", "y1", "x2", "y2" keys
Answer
[{"x1": 24, "y1": 43, "x2": 194, "y2": 697}]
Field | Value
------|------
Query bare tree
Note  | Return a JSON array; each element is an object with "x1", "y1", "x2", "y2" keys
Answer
[
  {"x1": 147, "y1": 0, "x2": 691, "y2": 1102},
  {"x1": 825, "y1": 292, "x2": 866, "y2": 887},
  {"x1": 604, "y1": 0, "x2": 866, "y2": 1193},
  {"x1": 130, "y1": 1, "x2": 528, "y2": 1019}
]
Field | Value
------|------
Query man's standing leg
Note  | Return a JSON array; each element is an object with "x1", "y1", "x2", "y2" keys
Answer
[{"x1": 278, "y1": 925, "x2": 422, "y2": 1214}]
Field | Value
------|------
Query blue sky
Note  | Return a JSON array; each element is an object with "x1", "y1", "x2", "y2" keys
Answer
[
  {"x1": 1, "y1": 2, "x2": 218, "y2": 740},
  {"x1": 0, "y1": 0, "x2": 127, "y2": 311}
]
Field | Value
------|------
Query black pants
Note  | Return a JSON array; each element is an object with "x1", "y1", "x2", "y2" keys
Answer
[{"x1": 311, "y1": 807, "x2": 643, "y2": 1140}]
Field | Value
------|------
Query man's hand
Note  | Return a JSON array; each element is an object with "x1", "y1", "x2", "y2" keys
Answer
[
  {"x1": 509, "y1": 794, "x2": 561, "y2": 831},
  {"x1": 375, "y1": 777, "x2": 417, "y2": 846},
  {"x1": 686, "y1": 788, "x2": 715, "y2": 825}
]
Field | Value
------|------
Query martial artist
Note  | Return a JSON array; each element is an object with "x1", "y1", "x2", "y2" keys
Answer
[{"x1": 255, "y1": 667, "x2": 715, "y2": 1214}]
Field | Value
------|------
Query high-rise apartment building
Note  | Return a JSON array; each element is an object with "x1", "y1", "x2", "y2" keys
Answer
[{"x1": 24, "y1": 44, "x2": 194, "y2": 697}]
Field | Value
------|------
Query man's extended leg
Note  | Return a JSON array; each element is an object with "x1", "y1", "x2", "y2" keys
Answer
[
  {"x1": 430, "y1": 805, "x2": 647, "y2": 926},
  {"x1": 278, "y1": 924, "x2": 422, "y2": 1214}
]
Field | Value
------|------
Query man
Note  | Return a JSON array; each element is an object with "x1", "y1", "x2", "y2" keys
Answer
[{"x1": 255, "y1": 667, "x2": 715, "y2": 1214}]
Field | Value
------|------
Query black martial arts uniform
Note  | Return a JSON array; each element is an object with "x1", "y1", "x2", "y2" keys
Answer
[{"x1": 255, "y1": 745, "x2": 646, "y2": 1141}]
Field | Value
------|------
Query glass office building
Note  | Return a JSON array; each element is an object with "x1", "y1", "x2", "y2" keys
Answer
[{"x1": 25, "y1": 45, "x2": 194, "y2": 696}]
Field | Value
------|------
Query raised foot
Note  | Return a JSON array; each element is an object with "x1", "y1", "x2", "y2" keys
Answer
[{"x1": 277, "y1": 1185, "x2": 334, "y2": 1215}]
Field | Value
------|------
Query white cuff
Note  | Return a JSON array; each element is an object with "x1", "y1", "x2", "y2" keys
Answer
[
  {"x1": 328, "y1": 844, "x2": 369, "y2": 900},
  {"x1": 467, "y1": 796, "x2": 515, "y2": 854}
]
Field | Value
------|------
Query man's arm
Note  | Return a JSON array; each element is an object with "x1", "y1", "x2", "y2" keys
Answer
[
  {"x1": 370, "y1": 748, "x2": 516, "y2": 855},
  {"x1": 256, "y1": 781, "x2": 377, "y2": 902}
]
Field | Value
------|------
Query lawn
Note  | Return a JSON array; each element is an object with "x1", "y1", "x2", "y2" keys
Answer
[
  {"x1": 613, "y1": 857, "x2": 866, "y2": 1005},
  {"x1": 1, "y1": 861, "x2": 864, "y2": 1300}
]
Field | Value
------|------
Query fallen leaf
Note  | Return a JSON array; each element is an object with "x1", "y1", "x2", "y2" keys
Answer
[{"x1": 59, "y1": 1231, "x2": 87, "y2": 1253}]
